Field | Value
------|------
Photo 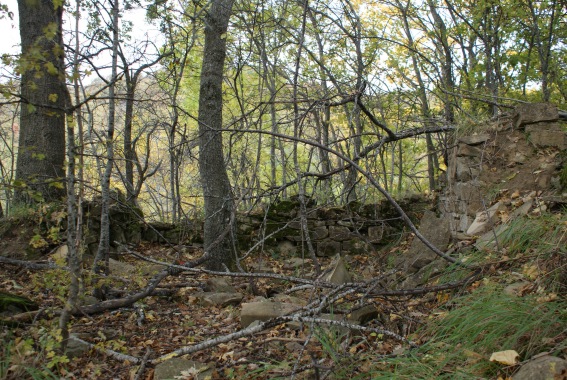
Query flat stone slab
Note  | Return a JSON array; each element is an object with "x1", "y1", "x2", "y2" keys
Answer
[
  {"x1": 195, "y1": 292, "x2": 244, "y2": 307},
  {"x1": 154, "y1": 358, "x2": 212, "y2": 380},
  {"x1": 406, "y1": 211, "x2": 452, "y2": 273},
  {"x1": 458, "y1": 134, "x2": 490, "y2": 145},
  {"x1": 240, "y1": 301, "x2": 300, "y2": 328},
  {"x1": 513, "y1": 102, "x2": 558, "y2": 129},
  {"x1": 466, "y1": 202, "x2": 506, "y2": 236},
  {"x1": 204, "y1": 278, "x2": 236, "y2": 293}
]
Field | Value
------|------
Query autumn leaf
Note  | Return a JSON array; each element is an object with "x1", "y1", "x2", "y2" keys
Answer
[{"x1": 489, "y1": 350, "x2": 519, "y2": 365}]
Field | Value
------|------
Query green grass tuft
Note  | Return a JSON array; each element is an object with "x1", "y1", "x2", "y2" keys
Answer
[{"x1": 362, "y1": 286, "x2": 566, "y2": 379}]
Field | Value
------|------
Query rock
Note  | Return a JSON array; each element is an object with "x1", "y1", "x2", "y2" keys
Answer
[
  {"x1": 277, "y1": 240, "x2": 297, "y2": 256},
  {"x1": 139, "y1": 263, "x2": 164, "y2": 276},
  {"x1": 283, "y1": 257, "x2": 309, "y2": 270},
  {"x1": 324, "y1": 255, "x2": 352, "y2": 285},
  {"x1": 196, "y1": 292, "x2": 243, "y2": 307},
  {"x1": 312, "y1": 226, "x2": 329, "y2": 240},
  {"x1": 153, "y1": 358, "x2": 212, "y2": 380},
  {"x1": 513, "y1": 102, "x2": 559, "y2": 129},
  {"x1": 328, "y1": 226, "x2": 352, "y2": 241},
  {"x1": 204, "y1": 278, "x2": 236, "y2": 293},
  {"x1": 368, "y1": 225, "x2": 385, "y2": 243},
  {"x1": 454, "y1": 181, "x2": 483, "y2": 215},
  {"x1": 405, "y1": 211, "x2": 452, "y2": 273},
  {"x1": 271, "y1": 294, "x2": 307, "y2": 306},
  {"x1": 526, "y1": 122, "x2": 566, "y2": 149},
  {"x1": 466, "y1": 202, "x2": 506, "y2": 236},
  {"x1": 503, "y1": 282, "x2": 531, "y2": 297},
  {"x1": 240, "y1": 301, "x2": 300, "y2": 328},
  {"x1": 348, "y1": 305, "x2": 378, "y2": 324},
  {"x1": 513, "y1": 355, "x2": 567, "y2": 380},
  {"x1": 317, "y1": 241, "x2": 341, "y2": 257},
  {"x1": 108, "y1": 258, "x2": 136, "y2": 277},
  {"x1": 510, "y1": 199, "x2": 534, "y2": 219},
  {"x1": 66, "y1": 334, "x2": 92, "y2": 358},
  {"x1": 51, "y1": 244, "x2": 68, "y2": 263},
  {"x1": 457, "y1": 144, "x2": 482, "y2": 157},
  {"x1": 474, "y1": 224, "x2": 509, "y2": 251},
  {"x1": 458, "y1": 134, "x2": 490, "y2": 145},
  {"x1": 341, "y1": 239, "x2": 371, "y2": 255}
]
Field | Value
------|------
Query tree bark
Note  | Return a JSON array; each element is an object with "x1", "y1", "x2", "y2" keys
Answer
[
  {"x1": 198, "y1": 0, "x2": 236, "y2": 271},
  {"x1": 15, "y1": 0, "x2": 67, "y2": 203},
  {"x1": 93, "y1": 0, "x2": 120, "y2": 277}
]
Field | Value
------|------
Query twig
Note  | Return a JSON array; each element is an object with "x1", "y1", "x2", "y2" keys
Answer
[{"x1": 134, "y1": 347, "x2": 152, "y2": 380}]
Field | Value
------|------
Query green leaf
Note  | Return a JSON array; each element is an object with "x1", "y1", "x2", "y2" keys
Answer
[
  {"x1": 44, "y1": 62, "x2": 58, "y2": 75},
  {"x1": 48, "y1": 181, "x2": 64, "y2": 189},
  {"x1": 48, "y1": 93, "x2": 58, "y2": 102}
]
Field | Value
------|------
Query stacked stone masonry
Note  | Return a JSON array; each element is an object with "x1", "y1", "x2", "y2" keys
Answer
[{"x1": 440, "y1": 102, "x2": 566, "y2": 237}]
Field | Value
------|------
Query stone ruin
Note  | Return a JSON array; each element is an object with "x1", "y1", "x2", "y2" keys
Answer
[
  {"x1": 80, "y1": 188, "x2": 430, "y2": 260},
  {"x1": 440, "y1": 102, "x2": 566, "y2": 238},
  {"x1": 82, "y1": 102, "x2": 566, "y2": 278}
]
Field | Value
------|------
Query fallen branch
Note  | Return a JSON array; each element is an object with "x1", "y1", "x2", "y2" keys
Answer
[
  {"x1": 68, "y1": 335, "x2": 141, "y2": 364},
  {"x1": 0, "y1": 256, "x2": 62, "y2": 270},
  {"x1": 76, "y1": 270, "x2": 169, "y2": 315}
]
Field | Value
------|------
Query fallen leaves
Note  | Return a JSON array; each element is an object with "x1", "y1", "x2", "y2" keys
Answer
[{"x1": 489, "y1": 350, "x2": 519, "y2": 366}]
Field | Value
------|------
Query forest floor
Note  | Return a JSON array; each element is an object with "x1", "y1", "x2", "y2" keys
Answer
[{"x1": 1, "y1": 204, "x2": 566, "y2": 379}]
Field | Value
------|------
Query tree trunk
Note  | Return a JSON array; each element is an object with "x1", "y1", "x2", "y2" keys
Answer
[
  {"x1": 427, "y1": 0, "x2": 455, "y2": 123},
  {"x1": 198, "y1": 0, "x2": 236, "y2": 271},
  {"x1": 93, "y1": 0, "x2": 119, "y2": 277},
  {"x1": 123, "y1": 70, "x2": 137, "y2": 203},
  {"x1": 15, "y1": 0, "x2": 67, "y2": 203}
]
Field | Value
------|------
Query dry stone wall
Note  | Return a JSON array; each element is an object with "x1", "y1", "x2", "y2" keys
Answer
[
  {"x1": 137, "y1": 196, "x2": 429, "y2": 257},
  {"x1": 235, "y1": 196, "x2": 429, "y2": 257},
  {"x1": 440, "y1": 102, "x2": 566, "y2": 238}
]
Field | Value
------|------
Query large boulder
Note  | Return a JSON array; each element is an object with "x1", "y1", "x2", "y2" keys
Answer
[{"x1": 513, "y1": 355, "x2": 567, "y2": 380}]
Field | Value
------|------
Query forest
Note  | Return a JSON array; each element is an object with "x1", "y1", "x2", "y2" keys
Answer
[{"x1": 0, "y1": 0, "x2": 566, "y2": 378}]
